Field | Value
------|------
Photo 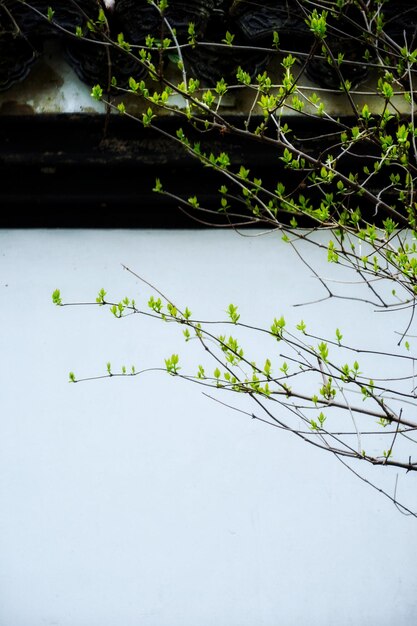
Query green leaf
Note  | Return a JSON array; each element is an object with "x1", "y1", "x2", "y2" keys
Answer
[
  {"x1": 52, "y1": 289, "x2": 62, "y2": 306},
  {"x1": 142, "y1": 107, "x2": 155, "y2": 127},
  {"x1": 187, "y1": 21, "x2": 196, "y2": 45},
  {"x1": 91, "y1": 84, "x2": 103, "y2": 101},
  {"x1": 280, "y1": 362, "x2": 289, "y2": 375},
  {"x1": 117, "y1": 32, "x2": 131, "y2": 51},
  {"x1": 96, "y1": 288, "x2": 106, "y2": 305},
  {"x1": 97, "y1": 8, "x2": 107, "y2": 25},
  {"x1": 227, "y1": 304, "x2": 240, "y2": 324},
  {"x1": 215, "y1": 78, "x2": 228, "y2": 96},
  {"x1": 165, "y1": 354, "x2": 180, "y2": 374},
  {"x1": 317, "y1": 342, "x2": 329, "y2": 362},
  {"x1": 361, "y1": 103, "x2": 371, "y2": 121},
  {"x1": 271, "y1": 316, "x2": 286, "y2": 339},
  {"x1": 307, "y1": 9, "x2": 328, "y2": 39},
  {"x1": 222, "y1": 31, "x2": 235, "y2": 46}
]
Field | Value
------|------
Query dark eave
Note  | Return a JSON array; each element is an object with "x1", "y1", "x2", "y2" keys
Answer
[
  {"x1": 1, "y1": 1, "x2": 416, "y2": 227},
  {"x1": 0, "y1": 113, "x2": 322, "y2": 228}
]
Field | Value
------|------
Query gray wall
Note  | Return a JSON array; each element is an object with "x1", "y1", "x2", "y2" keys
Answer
[{"x1": 1, "y1": 230, "x2": 416, "y2": 626}]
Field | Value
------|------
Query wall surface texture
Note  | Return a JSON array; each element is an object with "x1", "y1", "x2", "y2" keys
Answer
[{"x1": 1, "y1": 229, "x2": 417, "y2": 626}]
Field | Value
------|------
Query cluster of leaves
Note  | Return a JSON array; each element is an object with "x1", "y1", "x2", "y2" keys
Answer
[
  {"x1": 42, "y1": 1, "x2": 417, "y2": 285},
  {"x1": 53, "y1": 273, "x2": 417, "y2": 517},
  {"x1": 84, "y1": 1, "x2": 417, "y2": 325}
]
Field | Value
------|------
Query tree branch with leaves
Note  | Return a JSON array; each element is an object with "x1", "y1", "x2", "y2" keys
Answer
[{"x1": 35, "y1": 0, "x2": 417, "y2": 515}]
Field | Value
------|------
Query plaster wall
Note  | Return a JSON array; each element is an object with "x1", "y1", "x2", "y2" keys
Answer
[{"x1": 0, "y1": 229, "x2": 416, "y2": 626}]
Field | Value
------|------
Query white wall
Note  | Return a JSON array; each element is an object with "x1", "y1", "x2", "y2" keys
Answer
[{"x1": 0, "y1": 229, "x2": 416, "y2": 626}]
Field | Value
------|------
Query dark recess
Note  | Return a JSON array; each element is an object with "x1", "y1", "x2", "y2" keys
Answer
[{"x1": 0, "y1": 113, "x2": 385, "y2": 228}]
